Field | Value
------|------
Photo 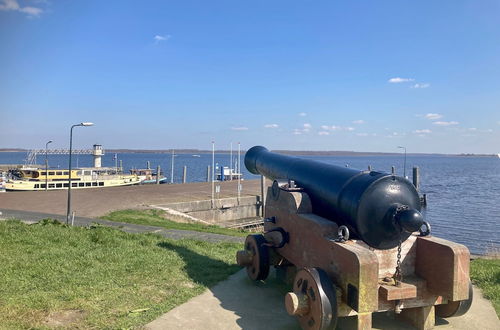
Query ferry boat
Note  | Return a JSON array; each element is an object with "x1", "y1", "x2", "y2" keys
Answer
[{"x1": 4, "y1": 167, "x2": 141, "y2": 191}]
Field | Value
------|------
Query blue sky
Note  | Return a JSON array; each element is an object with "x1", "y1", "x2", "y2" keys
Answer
[{"x1": 1, "y1": 0, "x2": 499, "y2": 153}]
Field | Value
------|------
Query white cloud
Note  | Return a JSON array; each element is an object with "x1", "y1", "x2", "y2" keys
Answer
[
  {"x1": 433, "y1": 121, "x2": 459, "y2": 126},
  {"x1": 356, "y1": 133, "x2": 369, "y2": 137},
  {"x1": 293, "y1": 129, "x2": 302, "y2": 135},
  {"x1": 303, "y1": 123, "x2": 312, "y2": 129},
  {"x1": 424, "y1": 113, "x2": 443, "y2": 120},
  {"x1": 468, "y1": 128, "x2": 477, "y2": 131},
  {"x1": 318, "y1": 131, "x2": 330, "y2": 136},
  {"x1": 231, "y1": 126, "x2": 248, "y2": 131},
  {"x1": 320, "y1": 125, "x2": 354, "y2": 132},
  {"x1": 154, "y1": 35, "x2": 171, "y2": 43},
  {"x1": 412, "y1": 83, "x2": 430, "y2": 89},
  {"x1": 0, "y1": 0, "x2": 44, "y2": 16},
  {"x1": 414, "y1": 129, "x2": 431, "y2": 134},
  {"x1": 298, "y1": 112, "x2": 307, "y2": 117},
  {"x1": 264, "y1": 124, "x2": 279, "y2": 128},
  {"x1": 320, "y1": 125, "x2": 340, "y2": 131},
  {"x1": 352, "y1": 120, "x2": 365, "y2": 124},
  {"x1": 388, "y1": 77, "x2": 414, "y2": 83}
]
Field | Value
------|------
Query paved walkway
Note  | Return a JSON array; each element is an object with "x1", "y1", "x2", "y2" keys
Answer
[
  {"x1": 0, "y1": 209, "x2": 244, "y2": 243},
  {"x1": 146, "y1": 269, "x2": 499, "y2": 330},
  {"x1": 0, "y1": 180, "x2": 261, "y2": 218}
]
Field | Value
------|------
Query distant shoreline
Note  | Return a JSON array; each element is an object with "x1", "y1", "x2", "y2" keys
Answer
[{"x1": 0, "y1": 148, "x2": 496, "y2": 157}]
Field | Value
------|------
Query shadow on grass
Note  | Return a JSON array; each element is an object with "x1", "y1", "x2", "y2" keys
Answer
[{"x1": 157, "y1": 241, "x2": 239, "y2": 288}]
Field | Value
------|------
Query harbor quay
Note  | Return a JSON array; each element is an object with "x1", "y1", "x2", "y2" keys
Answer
[{"x1": 0, "y1": 180, "x2": 262, "y2": 219}]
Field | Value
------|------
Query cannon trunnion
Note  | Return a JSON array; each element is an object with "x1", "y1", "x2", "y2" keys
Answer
[{"x1": 237, "y1": 146, "x2": 472, "y2": 330}]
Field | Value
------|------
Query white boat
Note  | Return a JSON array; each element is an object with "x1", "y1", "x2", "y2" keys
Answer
[{"x1": 5, "y1": 167, "x2": 141, "y2": 191}]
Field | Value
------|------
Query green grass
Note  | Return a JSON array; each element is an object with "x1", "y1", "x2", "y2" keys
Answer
[
  {"x1": 101, "y1": 209, "x2": 248, "y2": 237},
  {"x1": 0, "y1": 220, "x2": 241, "y2": 329},
  {"x1": 470, "y1": 258, "x2": 500, "y2": 316}
]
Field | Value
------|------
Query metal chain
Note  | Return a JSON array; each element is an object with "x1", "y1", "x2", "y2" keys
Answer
[{"x1": 394, "y1": 238, "x2": 403, "y2": 286}]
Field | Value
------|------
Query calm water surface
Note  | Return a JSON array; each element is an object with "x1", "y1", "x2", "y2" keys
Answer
[{"x1": 1, "y1": 152, "x2": 499, "y2": 255}]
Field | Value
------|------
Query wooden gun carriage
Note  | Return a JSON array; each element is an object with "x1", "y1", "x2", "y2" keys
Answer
[{"x1": 236, "y1": 146, "x2": 472, "y2": 330}]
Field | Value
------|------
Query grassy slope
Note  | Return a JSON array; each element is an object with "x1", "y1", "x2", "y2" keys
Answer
[
  {"x1": 101, "y1": 209, "x2": 248, "y2": 237},
  {"x1": 0, "y1": 220, "x2": 241, "y2": 329},
  {"x1": 470, "y1": 258, "x2": 500, "y2": 316}
]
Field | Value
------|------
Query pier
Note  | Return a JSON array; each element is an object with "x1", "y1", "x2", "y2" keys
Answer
[{"x1": 0, "y1": 179, "x2": 262, "y2": 220}]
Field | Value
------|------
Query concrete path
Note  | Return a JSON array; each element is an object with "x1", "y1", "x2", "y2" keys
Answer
[
  {"x1": 0, "y1": 209, "x2": 244, "y2": 244},
  {"x1": 146, "y1": 269, "x2": 499, "y2": 330},
  {"x1": 0, "y1": 180, "x2": 261, "y2": 218}
]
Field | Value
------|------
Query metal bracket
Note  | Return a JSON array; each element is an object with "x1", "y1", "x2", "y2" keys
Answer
[
  {"x1": 419, "y1": 221, "x2": 431, "y2": 236},
  {"x1": 264, "y1": 216, "x2": 276, "y2": 224},
  {"x1": 263, "y1": 227, "x2": 289, "y2": 249},
  {"x1": 334, "y1": 225, "x2": 350, "y2": 242}
]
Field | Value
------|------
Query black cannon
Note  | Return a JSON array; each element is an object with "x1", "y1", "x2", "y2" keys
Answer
[
  {"x1": 245, "y1": 146, "x2": 424, "y2": 249},
  {"x1": 238, "y1": 146, "x2": 472, "y2": 330}
]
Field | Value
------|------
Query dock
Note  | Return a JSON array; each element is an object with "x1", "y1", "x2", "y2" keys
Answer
[{"x1": 0, "y1": 180, "x2": 262, "y2": 219}]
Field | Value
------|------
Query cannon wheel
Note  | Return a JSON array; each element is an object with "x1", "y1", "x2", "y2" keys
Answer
[
  {"x1": 242, "y1": 234, "x2": 270, "y2": 281},
  {"x1": 436, "y1": 281, "x2": 473, "y2": 318},
  {"x1": 286, "y1": 267, "x2": 338, "y2": 330}
]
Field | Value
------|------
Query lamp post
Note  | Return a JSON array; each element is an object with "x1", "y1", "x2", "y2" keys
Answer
[
  {"x1": 45, "y1": 140, "x2": 53, "y2": 191},
  {"x1": 67, "y1": 122, "x2": 94, "y2": 224},
  {"x1": 397, "y1": 146, "x2": 407, "y2": 178}
]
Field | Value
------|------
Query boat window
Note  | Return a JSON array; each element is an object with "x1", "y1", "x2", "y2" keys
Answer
[
  {"x1": 72, "y1": 183, "x2": 77, "y2": 187},
  {"x1": 34, "y1": 184, "x2": 39, "y2": 188},
  {"x1": 41, "y1": 171, "x2": 46, "y2": 175},
  {"x1": 56, "y1": 183, "x2": 62, "y2": 188},
  {"x1": 84, "y1": 171, "x2": 91, "y2": 175},
  {"x1": 98, "y1": 182, "x2": 104, "y2": 186},
  {"x1": 41, "y1": 184, "x2": 46, "y2": 188},
  {"x1": 63, "y1": 171, "x2": 69, "y2": 175},
  {"x1": 85, "y1": 182, "x2": 91, "y2": 187},
  {"x1": 49, "y1": 184, "x2": 55, "y2": 188},
  {"x1": 63, "y1": 183, "x2": 69, "y2": 187},
  {"x1": 49, "y1": 171, "x2": 55, "y2": 175},
  {"x1": 79, "y1": 183, "x2": 84, "y2": 187},
  {"x1": 56, "y1": 171, "x2": 63, "y2": 175},
  {"x1": 92, "y1": 182, "x2": 97, "y2": 186}
]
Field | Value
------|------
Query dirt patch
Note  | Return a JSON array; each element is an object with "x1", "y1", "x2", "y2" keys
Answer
[{"x1": 44, "y1": 309, "x2": 86, "y2": 327}]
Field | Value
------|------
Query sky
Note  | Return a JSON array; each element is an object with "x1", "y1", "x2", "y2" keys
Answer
[{"x1": 1, "y1": 0, "x2": 499, "y2": 153}]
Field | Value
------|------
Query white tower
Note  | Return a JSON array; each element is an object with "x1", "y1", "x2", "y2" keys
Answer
[{"x1": 93, "y1": 144, "x2": 104, "y2": 168}]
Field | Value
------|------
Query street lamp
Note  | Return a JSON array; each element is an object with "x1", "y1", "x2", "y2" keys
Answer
[
  {"x1": 67, "y1": 122, "x2": 94, "y2": 224},
  {"x1": 45, "y1": 140, "x2": 53, "y2": 191},
  {"x1": 397, "y1": 146, "x2": 407, "y2": 178}
]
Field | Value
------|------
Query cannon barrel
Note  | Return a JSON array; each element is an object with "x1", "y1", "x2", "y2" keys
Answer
[{"x1": 245, "y1": 146, "x2": 424, "y2": 249}]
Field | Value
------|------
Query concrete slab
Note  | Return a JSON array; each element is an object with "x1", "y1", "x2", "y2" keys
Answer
[
  {"x1": 0, "y1": 180, "x2": 261, "y2": 218},
  {"x1": 146, "y1": 269, "x2": 499, "y2": 330}
]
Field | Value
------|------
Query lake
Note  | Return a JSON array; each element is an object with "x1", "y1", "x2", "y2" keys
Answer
[{"x1": 1, "y1": 151, "x2": 499, "y2": 256}]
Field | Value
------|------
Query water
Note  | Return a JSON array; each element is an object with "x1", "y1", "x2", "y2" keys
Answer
[{"x1": 1, "y1": 152, "x2": 499, "y2": 255}]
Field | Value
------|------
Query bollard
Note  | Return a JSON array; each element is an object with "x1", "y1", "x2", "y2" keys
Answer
[
  {"x1": 412, "y1": 166, "x2": 420, "y2": 191},
  {"x1": 368, "y1": 165, "x2": 372, "y2": 171},
  {"x1": 183, "y1": 166, "x2": 187, "y2": 183},
  {"x1": 156, "y1": 165, "x2": 160, "y2": 184},
  {"x1": 207, "y1": 165, "x2": 211, "y2": 182},
  {"x1": 147, "y1": 161, "x2": 150, "y2": 169},
  {"x1": 391, "y1": 166, "x2": 396, "y2": 175}
]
